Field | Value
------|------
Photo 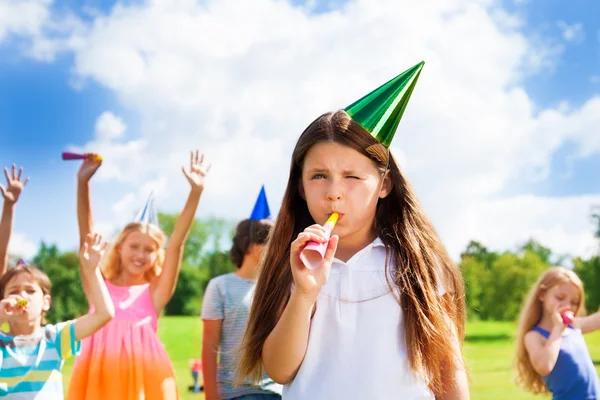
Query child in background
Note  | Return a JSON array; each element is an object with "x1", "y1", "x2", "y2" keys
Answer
[
  {"x1": 0, "y1": 233, "x2": 114, "y2": 399},
  {"x1": 515, "y1": 267, "x2": 600, "y2": 399},
  {"x1": 67, "y1": 150, "x2": 209, "y2": 400},
  {"x1": 202, "y1": 188, "x2": 282, "y2": 400}
]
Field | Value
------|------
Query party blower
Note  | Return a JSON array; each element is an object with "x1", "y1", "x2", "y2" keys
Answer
[
  {"x1": 562, "y1": 311, "x2": 574, "y2": 325},
  {"x1": 61, "y1": 151, "x2": 103, "y2": 161},
  {"x1": 300, "y1": 213, "x2": 339, "y2": 270}
]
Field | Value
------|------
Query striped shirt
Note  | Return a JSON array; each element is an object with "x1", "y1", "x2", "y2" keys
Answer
[
  {"x1": 0, "y1": 321, "x2": 81, "y2": 399},
  {"x1": 202, "y1": 273, "x2": 282, "y2": 399}
]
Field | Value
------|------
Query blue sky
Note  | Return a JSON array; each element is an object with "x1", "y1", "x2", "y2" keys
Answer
[{"x1": 1, "y1": 0, "x2": 599, "y2": 259}]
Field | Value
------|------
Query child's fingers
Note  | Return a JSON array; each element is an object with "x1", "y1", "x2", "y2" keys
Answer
[
  {"x1": 199, "y1": 152, "x2": 204, "y2": 165},
  {"x1": 22, "y1": 177, "x2": 29, "y2": 186},
  {"x1": 11, "y1": 164, "x2": 16, "y2": 180},
  {"x1": 80, "y1": 242, "x2": 89, "y2": 257},
  {"x1": 306, "y1": 224, "x2": 327, "y2": 233},
  {"x1": 304, "y1": 226, "x2": 328, "y2": 236},
  {"x1": 17, "y1": 167, "x2": 23, "y2": 180},
  {"x1": 3, "y1": 168, "x2": 9, "y2": 184},
  {"x1": 291, "y1": 232, "x2": 313, "y2": 255},
  {"x1": 323, "y1": 235, "x2": 339, "y2": 262},
  {"x1": 181, "y1": 166, "x2": 191, "y2": 179},
  {"x1": 0, "y1": 184, "x2": 6, "y2": 198}
]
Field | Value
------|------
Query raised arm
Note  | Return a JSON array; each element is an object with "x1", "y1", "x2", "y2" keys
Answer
[
  {"x1": 76, "y1": 154, "x2": 102, "y2": 249},
  {"x1": 151, "y1": 150, "x2": 209, "y2": 313},
  {"x1": 574, "y1": 307, "x2": 600, "y2": 334},
  {"x1": 73, "y1": 233, "x2": 115, "y2": 340},
  {"x1": 0, "y1": 165, "x2": 29, "y2": 276}
]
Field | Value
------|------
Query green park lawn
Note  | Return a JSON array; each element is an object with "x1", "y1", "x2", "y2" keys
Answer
[{"x1": 60, "y1": 317, "x2": 600, "y2": 400}]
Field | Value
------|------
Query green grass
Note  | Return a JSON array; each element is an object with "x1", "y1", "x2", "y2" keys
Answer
[
  {"x1": 60, "y1": 317, "x2": 600, "y2": 399},
  {"x1": 465, "y1": 320, "x2": 600, "y2": 399}
]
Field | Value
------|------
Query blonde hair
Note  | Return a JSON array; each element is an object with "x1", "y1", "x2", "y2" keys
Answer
[
  {"x1": 515, "y1": 267, "x2": 585, "y2": 393},
  {"x1": 101, "y1": 222, "x2": 167, "y2": 282}
]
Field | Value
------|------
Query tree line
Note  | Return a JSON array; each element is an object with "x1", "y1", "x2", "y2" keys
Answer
[{"x1": 9, "y1": 209, "x2": 600, "y2": 324}]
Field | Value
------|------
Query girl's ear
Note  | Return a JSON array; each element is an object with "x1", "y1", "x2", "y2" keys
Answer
[{"x1": 379, "y1": 170, "x2": 393, "y2": 199}]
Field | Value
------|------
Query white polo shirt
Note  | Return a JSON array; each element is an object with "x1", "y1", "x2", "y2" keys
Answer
[{"x1": 283, "y1": 237, "x2": 441, "y2": 400}]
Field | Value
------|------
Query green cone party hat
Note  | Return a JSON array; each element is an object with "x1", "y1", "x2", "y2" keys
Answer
[{"x1": 344, "y1": 61, "x2": 424, "y2": 148}]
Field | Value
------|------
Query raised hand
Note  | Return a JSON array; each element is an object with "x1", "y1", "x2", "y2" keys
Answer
[
  {"x1": 79, "y1": 233, "x2": 107, "y2": 272},
  {"x1": 0, "y1": 165, "x2": 29, "y2": 205},
  {"x1": 182, "y1": 150, "x2": 210, "y2": 192},
  {"x1": 77, "y1": 153, "x2": 103, "y2": 183}
]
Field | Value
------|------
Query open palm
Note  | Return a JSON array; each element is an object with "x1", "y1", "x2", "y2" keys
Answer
[
  {"x1": 80, "y1": 233, "x2": 107, "y2": 271},
  {"x1": 182, "y1": 149, "x2": 210, "y2": 191},
  {"x1": 0, "y1": 165, "x2": 29, "y2": 204}
]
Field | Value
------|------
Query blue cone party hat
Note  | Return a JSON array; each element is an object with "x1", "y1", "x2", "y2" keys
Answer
[{"x1": 249, "y1": 185, "x2": 271, "y2": 220}]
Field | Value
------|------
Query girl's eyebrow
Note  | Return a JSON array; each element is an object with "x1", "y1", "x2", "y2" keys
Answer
[{"x1": 306, "y1": 168, "x2": 328, "y2": 173}]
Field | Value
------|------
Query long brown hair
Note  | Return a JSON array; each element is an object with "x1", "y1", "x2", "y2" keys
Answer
[
  {"x1": 515, "y1": 267, "x2": 585, "y2": 394},
  {"x1": 236, "y1": 110, "x2": 466, "y2": 396}
]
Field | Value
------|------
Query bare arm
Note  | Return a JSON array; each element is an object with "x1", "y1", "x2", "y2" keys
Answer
[
  {"x1": 524, "y1": 328, "x2": 563, "y2": 376},
  {"x1": 76, "y1": 156, "x2": 102, "y2": 248},
  {"x1": 202, "y1": 319, "x2": 222, "y2": 400},
  {"x1": 76, "y1": 156, "x2": 102, "y2": 297},
  {"x1": 151, "y1": 150, "x2": 208, "y2": 313},
  {"x1": 0, "y1": 165, "x2": 29, "y2": 276},
  {"x1": 438, "y1": 316, "x2": 470, "y2": 400},
  {"x1": 574, "y1": 308, "x2": 600, "y2": 334},
  {"x1": 0, "y1": 202, "x2": 14, "y2": 276},
  {"x1": 73, "y1": 234, "x2": 115, "y2": 340},
  {"x1": 262, "y1": 227, "x2": 338, "y2": 384},
  {"x1": 262, "y1": 290, "x2": 315, "y2": 384}
]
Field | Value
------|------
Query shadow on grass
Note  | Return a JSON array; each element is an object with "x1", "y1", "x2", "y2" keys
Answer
[{"x1": 465, "y1": 334, "x2": 512, "y2": 343}]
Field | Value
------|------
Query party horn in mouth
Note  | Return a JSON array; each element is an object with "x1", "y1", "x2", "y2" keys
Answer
[
  {"x1": 61, "y1": 152, "x2": 103, "y2": 161},
  {"x1": 561, "y1": 311, "x2": 574, "y2": 325},
  {"x1": 16, "y1": 299, "x2": 28, "y2": 307},
  {"x1": 300, "y1": 213, "x2": 339, "y2": 270}
]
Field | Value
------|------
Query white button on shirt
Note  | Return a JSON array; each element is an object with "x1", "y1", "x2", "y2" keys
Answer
[{"x1": 283, "y1": 238, "x2": 439, "y2": 400}]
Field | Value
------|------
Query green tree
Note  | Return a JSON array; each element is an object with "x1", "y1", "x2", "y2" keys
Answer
[{"x1": 158, "y1": 213, "x2": 235, "y2": 315}]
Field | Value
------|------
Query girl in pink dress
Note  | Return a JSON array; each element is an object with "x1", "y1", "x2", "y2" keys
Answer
[{"x1": 67, "y1": 150, "x2": 210, "y2": 400}]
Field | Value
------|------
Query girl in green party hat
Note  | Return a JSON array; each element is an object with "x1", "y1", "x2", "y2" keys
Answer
[{"x1": 236, "y1": 62, "x2": 469, "y2": 399}]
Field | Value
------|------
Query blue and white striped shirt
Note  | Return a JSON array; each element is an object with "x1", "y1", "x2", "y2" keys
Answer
[{"x1": 0, "y1": 321, "x2": 81, "y2": 399}]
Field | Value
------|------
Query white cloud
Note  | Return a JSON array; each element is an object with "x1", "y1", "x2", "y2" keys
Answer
[
  {"x1": 95, "y1": 111, "x2": 126, "y2": 140},
  {"x1": 557, "y1": 20, "x2": 584, "y2": 43},
  {"x1": 0, "y1": 0, "x2": 51, "y2": 42},
  {"x1": 29, "y1": 0, "x2": 600, "y2": 260},
  {"x1": 8, "y1": 233, "x2": 37, "y2": 259}
]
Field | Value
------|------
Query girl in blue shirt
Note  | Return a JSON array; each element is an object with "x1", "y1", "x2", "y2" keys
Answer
[{"x1": 516, "y1": 267, "x2": 600, "y2": 399}]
